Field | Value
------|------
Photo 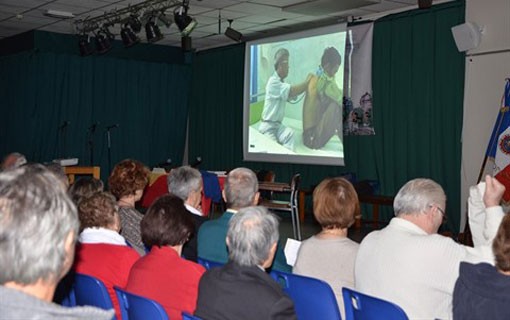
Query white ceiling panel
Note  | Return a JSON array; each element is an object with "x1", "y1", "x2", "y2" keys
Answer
[
  {"x1": 200, "y1": 9, "x2": 247, "y2": 20},
  {"x1": 190, "y1": 0, "x2": 242, "y2": 10},
  {"x1": 238, "y1": 14, "x2": 289, "y2": 24},
  {"x1": 250, "y1": 0, "x2": 304, "y2": 6},
  {"x1": 0, "y1": 0, "x2": 454, "y2": 50},
  {"x1": 226, "y1": 2, "x2": 283, "y2": 15}
]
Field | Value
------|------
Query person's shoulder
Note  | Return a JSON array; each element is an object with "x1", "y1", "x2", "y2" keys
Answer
[{"x1": 180, "y1": 258, "x2": 207, "y2": 275}]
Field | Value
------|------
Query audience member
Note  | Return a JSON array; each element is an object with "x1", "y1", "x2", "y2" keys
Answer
[
  {"x1": 126, "y1": 194, "x2": 205, "y2": 320},
  {"x1": 355, "y1": 176, "x2": 505, "y2": 319},
  {"x1": 109, "y1": 159, "x2": 150, "y2": 255},
  {"x1": 73, "y1": 192, "x2": 140, "y2": 319},
  {"x1": 1, "y1": 152, "x2": 26, "y2": 171},
  {"x1": 453, "y1": 213, "x2": 510, "y2": 319},
  {"x1": 0, "y1": 164, "x2": 113, "y2": 319},
  {"x1": 197, "y1": 167, "x2": 291, "y2": 272},
  {"x1": 69, "y1": 177, "x2": 104, "y2": 205},
  {"x1": 293, "y1": 177, "x2": 359, "y2": 319},
  {"x1": 195, "y1": 206, "x2": 297, "y2": 320},
  {"x1": 167, "y1": 166, "x2": 207, "y2": 262}
]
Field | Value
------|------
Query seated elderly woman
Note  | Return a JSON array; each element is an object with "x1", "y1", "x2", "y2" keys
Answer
[
  {"x1": 125, "y1": 194, "x2": 206, "y2": 320},
  {"x1": 109, "y1": 159, "x2": 150, "y2": 255},
  {"x1": 453, "y1": 213, "x2": 510, "y2": 319},
  {"x1": 68, "y1": 177, "x2": 104, "y2": 205},
  {"x1": 73, "y1": 192, "x2": 140, "y2": 320},
  {"x1": 293, "y1": 177, "x2": 359, "y2": 319}
]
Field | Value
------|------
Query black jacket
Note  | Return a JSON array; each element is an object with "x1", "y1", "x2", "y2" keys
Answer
[
  {"x1": 194, "y1": 261, "x2": 297, "y2": 320},
  {"x1": 453, "y1": 262, "x2": 510, "y2": 320},
  {"x1": 182, "y1": 210, "x2": 208, "y2": 262}
]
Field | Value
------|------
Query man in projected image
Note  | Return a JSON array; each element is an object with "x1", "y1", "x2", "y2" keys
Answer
[
  {"x1": 302, "y1": 47, "x2": 343, "y2": 149},
  {"x1": 258, "y1": 48, "x2": 310, "y2": 151}
]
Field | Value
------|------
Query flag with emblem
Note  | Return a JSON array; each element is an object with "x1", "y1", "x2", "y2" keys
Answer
[{"x1": 486, "y1": 79, "x2": 510, "y2": 201}]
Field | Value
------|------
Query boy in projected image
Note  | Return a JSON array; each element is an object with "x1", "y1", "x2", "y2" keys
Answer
[
  {"x1": 302, "y1": 47, "x2": 343, "y2": 149},
  {"x1": 258, "y1": 48, "x2": 311, "y2": 151}
]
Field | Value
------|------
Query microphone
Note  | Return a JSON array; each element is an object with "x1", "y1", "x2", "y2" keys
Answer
[
  {"x1": 157, "y1": 158, "x2": 173, "y2": 167},
  {"x1": 106, "y1": 124, "x2": 119, "y2": 130},
  {"x1": 58, "y1": 121, "x2": 70, "y2": 129},
  {"x1": 190, "y1": 156, "x2": 202, "y2": 168},
  {"x1": 88, "y1": 122, "x2": 100, "y2": 132}
]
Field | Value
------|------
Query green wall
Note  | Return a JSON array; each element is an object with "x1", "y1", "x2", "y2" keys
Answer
[{"x1": 0, "y1": 31, "x2": 191, "y2": 180}]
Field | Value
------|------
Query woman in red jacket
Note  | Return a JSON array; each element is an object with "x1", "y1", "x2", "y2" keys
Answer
[
  {"x1": 73, "y1": 192, "x2": 140, "y2": 319},
  {"x1": 125, "y1": 194, "x2": 206, "y2": 320}
]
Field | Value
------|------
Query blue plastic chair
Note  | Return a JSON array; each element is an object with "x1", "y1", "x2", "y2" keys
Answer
[
  {"x1": 73, "y1": 273, "x2": 114, "y2": 311},
  {"x1": 270, "y1": 270, "x2": 341, "y2": 320},
  {"x1": 342, "y1": 288, "x2": 408, "y2": 320},
  {"x1": 197, "y1": 257, "x2": 224, "y2": 270},
  {"x1": 114, "y1": 286, "x2": 169, "y2": 320},
  {"x1": 182, "y1": 312, "x2": 203, "y2": 320}
]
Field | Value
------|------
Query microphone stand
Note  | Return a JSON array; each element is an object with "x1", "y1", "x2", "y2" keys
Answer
[
  {"x1": 105, "y1": 124, "x2": 119, "y2": 176},
  {"x1": 59, "y1": 121, "x2": 69, "y2": 159},
  {"x1": 88, "y1": 124, "x2": 98, "y2": 166}
]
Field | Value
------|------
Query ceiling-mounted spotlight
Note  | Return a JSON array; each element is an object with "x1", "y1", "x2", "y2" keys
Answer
[
  {"x1": 174, "y1": 1, "x2": 197, "y2": 36},
  {"x1": 157, "y1": 12, "x2": 172, "y2": 28},
  {"x1": 145, "y1": 17, "x2": 164, "y2": 43},
  {"x1": 120, "y1": 24, "x2": 140, "y2": 47},
  {"x1": 95, "y1": 26, "x2": 115, "y2": 54},
  {"x1": 78, "y1": 34, "x2": 93, "y2": 56},
  {"x1": 225, "y1": 19, "x2": 243, "y2": 42},
  {"x1": 127, "y1": 14, "x2": 142, "y2": 33}
]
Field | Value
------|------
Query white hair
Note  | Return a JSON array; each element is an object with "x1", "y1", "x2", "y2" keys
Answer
[
  {"x1": 393, "y1": 178, "x2": 446, "y2": 216},
  {"x1": 167, "y1": 166, "x2": 202, "y2": 201},
  {"x1": 227, "y1": 206, "x2": 279, "y2": 267},
  {"x1": 224, "y1": 168, "x2": 258, "y2": 209},
  {"x1": 0, "y1": 164, "x2": 79, "y2": 285}
]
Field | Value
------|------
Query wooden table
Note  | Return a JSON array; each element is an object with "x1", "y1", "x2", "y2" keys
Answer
[
  {"x1": 298, "y1": 187, "x2": 394, "y2": 230},
  {"x1": 357, "y1": 194, "x2": 394, "y2": 229},
  {"x1": 64, "y1": 166, "x2": 100, "y2": 184}
]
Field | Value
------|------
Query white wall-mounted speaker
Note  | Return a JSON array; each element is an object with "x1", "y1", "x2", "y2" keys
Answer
[{"x1": 451, "y1": 22, "x2": 482, "y2": 52}]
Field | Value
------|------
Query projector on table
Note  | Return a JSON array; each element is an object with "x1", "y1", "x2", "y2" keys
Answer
[{"x1": 52, "y1": 158, "x2": 79, "y2": 167}]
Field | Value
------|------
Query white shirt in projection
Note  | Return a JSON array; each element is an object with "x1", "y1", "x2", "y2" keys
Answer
[{"x1": 262, "y1": 73, "x2": 291, "y2": 123}]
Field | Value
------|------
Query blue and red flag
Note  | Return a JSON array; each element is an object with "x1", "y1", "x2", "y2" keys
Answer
[{"x1": 486, "y1": 79, "x2": 510, "y2": 201}]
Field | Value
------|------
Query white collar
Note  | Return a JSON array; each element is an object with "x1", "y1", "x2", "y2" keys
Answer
[
  {"x1": 389, "y1": 217, "x2": 428, "y2": 235},
  {"x1": 79, "y1": 227, "x2": 127, "y2": 246},
  {"x1": 185, "y1": 203, "x2": 203, "y2": 216}
]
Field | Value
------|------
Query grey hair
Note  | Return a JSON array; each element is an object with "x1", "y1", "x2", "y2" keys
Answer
[
  {"x1": 393, "y1": 178, "x2": 446, "y2": 216},
  {"x1": 167, "y1": 166, "x2": 202, "y2": 201},
  {"x1": 0, "y1": 164, "x2": 79, "y2": 285},
  {"x1": 224, "y1": 168, "x2": 258, "y2": 209},
  {"x1": 227, "y1": 206, "x2": 279, "y2": 267}
]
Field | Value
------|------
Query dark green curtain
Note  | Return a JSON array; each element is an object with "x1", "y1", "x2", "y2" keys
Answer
[
  {"x1": 0, "y1": 51, "x2": 191, "y2": 180},
  {"x1": 189, "y1": 1, "x2": 465, "y2": 232}
]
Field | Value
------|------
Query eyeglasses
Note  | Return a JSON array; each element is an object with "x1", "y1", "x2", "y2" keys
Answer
[{"x1": 430, "y1": 205, "x2": 447, "y2": 224}]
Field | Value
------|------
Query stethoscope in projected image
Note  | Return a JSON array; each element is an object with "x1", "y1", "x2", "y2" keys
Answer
[{"x1": 249, "y1": 91, "x2": 306, "y2": 104}]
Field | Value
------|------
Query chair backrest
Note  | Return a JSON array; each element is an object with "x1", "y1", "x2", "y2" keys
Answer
[
  {"x1": 182, "y1": 312, "x2": 203, "y2": 320},
  {"x1": 73, "y1": 273, "x2": 114, "y2": 311},
  {"x1": 290, "y1": 173, "x2": 301, "y2": 191},
  {"x1": 114, "y1": 286, "x2": 169, "y2": 320},
  {"x1": 342, "y1": 288, "x2": 408, "y2": 320},
  {"x1": 197, "y1": 257, "x2": 224, "y2": 270},
  {"x1": 270, "y1": 270, "x2": 341, "y2": 320}
]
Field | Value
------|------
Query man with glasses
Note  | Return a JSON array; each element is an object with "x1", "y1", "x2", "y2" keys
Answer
[{"x1": 354, "y1": 176, "x2": 505, "y2": 320}]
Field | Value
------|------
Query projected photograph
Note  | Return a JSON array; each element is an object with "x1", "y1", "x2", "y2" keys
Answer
[{"x1": 246, "y1": 27, "x2": 346, "y2": 164}]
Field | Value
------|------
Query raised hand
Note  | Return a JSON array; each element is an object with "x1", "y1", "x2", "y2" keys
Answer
[{"x1": 483, "y1": 175, "x2": 506, "y2": 207}]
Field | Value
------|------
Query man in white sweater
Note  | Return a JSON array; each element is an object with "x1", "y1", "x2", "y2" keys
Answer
[{"x1": 355, "y1": 176, "x2": 505, "y2": 320}]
